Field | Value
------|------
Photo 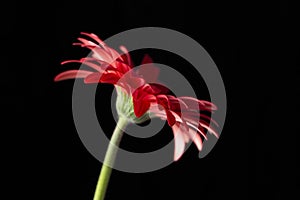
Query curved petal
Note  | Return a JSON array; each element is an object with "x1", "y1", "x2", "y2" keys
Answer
[
  {"x1": 166, "y1": 110, "x2": 176, "y2": 126},
  {"x1": 133, "y1": 93, "x2": 157, "y2": 117},
  {"x1": 149, "y1": 83, "x2": 170, "y2": 95},
  {"x1": 199, "y1": 100, "x2": 218, "y2": 110},
  {"x1": 80, "y1": 32, "x2": 106, "y2": 46},
  {"x1": 106, "y1": 48, "x2": 124, "y2": 62},
  {"x1": 141, "y1": 54, "x2": 153, "y2": 64},
  {"x1": 84, "y1": 70, "x2": 123, "y2": 84},
  {"x1": 119, "y1": 45, "x2": 133, "y2": 67},
  {"x1": 79, "y1": 33, "x2": 126, "y2": 62},
  {"x1": 136, "y1": 54, "x2": 160, "y2": 82},
  {"x1": 61, "y1": 59, "x2": 104, "y2": 73},
  {"x1": 54, "y1": 70, "x2": 93, "y2": 81},
  {"x1": 179, "y1": 96, "x2": 217, "y2": 111},
  {"x1": 172, "y1": 123, "x2": 186, "y2": 161},
  {"x1": 77, "y1": 37, "x2": 98, "y2": 47},
  {"x1": 122, "y1": 75, "x2": 145, "y2": 91},
  {"x1": 132, "y1": 84, "x2": 154, "y2": 100},
  {"x1": 157, "y1": 95, "x2": 169, "y2": 109},
  {"x1": 84, "y1": 72, "x2": 101, "y2": 83},
  {"x1": 187, "y1": 128, "x2": 203, "y2": 151},
  {"x1": 181, "y1": 112, "x2": 219, "y2": 127},
  {"x1": 199, "y1": 121, "x2": 219, "y2": 138},
  {"x1": 186, "y1": 122, "x2": 208, "y2": 140},
  {"x1": 167, "y1": 96, "x2": 189, "y2": 113},
  {"x1": 61, "y1": 60, "x2": 81, "y2": 65},
  {"x1": 133, "y1": 100, "x2": 150, "y2": 117},
  {"x1": 91, "y1": 46, "x2": 114, "y2": 63}
]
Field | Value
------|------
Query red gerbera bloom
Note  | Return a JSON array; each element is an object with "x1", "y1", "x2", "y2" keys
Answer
[{"x1": 55, "y1": 32, "x2": 218, "y2": 161}]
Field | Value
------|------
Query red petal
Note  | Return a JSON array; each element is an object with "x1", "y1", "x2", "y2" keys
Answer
[
  {"x1": 179, "y1": 111, "x2": 219, "y2": 127},
  {"x1": 132, "y1": 84, "x2": 154, "y2": 100},
  {"x1": 84, "y1": 72, "x2": 101, "y2": 83},
  {"x1": 115, "y1": 61, "x2": 132, "y2": 74},
  {"x1": 80, "y1": 32, "x2": 119, "y2": 58},
  {"x1": 142, "y1": 84, "x2": 154, "y2": 93},
  {"x1": 199, "y1": 114, "x2": 219, "y2": 127},
  {"x1": 63, "y1": 59, "x2": 103, "y2": 72},
  {"x1": 124, "y1": 76, "x2": 145, "y2": 91},
  {"x1": 77, "y1": 37, "x2": 99, "y2": 47},
  {"x1": 157, "y1": 95, "x2": 169, "y2": 109},
  {"x1": 106, "y1": 47, "x2": 124, "y2": 62},
  {"x1": 100, "y1": 71, "x2": 123, "y2": 84},
  {"x1": 133, "y1": 99, "x2": 150, "y2": 117},
  {"x1": 141, "y1": 54, "x2": 153, "y2": 64},
  {"x1": 187, "y1": 128, "x2": 203, "y2": 151},
  {"x1": 119, "y1": 45, "x2": 133, "y2": 67},
  {"x1": 75, "y1": 37, "x2": 113, "y2": 64},
  {"x1": 142, "y1": 94, "x2": 157, "y2": 103},
  {"x1": 82, "y1": 58, "x2": 129, "y2": 73},
  {"x1": 137, "y1": 55, "x2": 160, "y2": 82},
  {"x1": 149, "y1": 83, "x2": 170, "y2": 94},
  {"x1": 61, "y1": 60, "x2": 81, "y2": 65},
  {"x1": 186, "y1": 122, "x2": 208, "y2": 140},
  {"x1": 132, "y1": 86, "x2": 145, "y2": 101},
  {"x1": 84, "y1": 70, "x2": 123, "y2": 84},
  {"x1": 81, "y1": 61, "x2": 104, "y2": 72},
  {"x1": 92, "y1": 48, "x2": 115, "y2": 63},
  {"x1": 199, "y1": 100, "x2": 218, "y2": 110},
  {"x1": 168, "y1": 96, "x2": 189, "y2": 111},
  {"x1": 199, "y1": 121, "x2": 219, "y2": 138},
  {"x1": 80, "y1": 32, "x2": 106, "y2": 46},
  {"x1": 171, "y1": 123, "x2": 186, "y2": 161},
  {"x1": 166, "y1": 110, "x2": 176, "y2": 126},
  {"x1": 54, "y1": 70, "x2": 93, "y2": 81},
  {"x1": 133, "y1": 93, "x2": 157, "y2": 117},
  {"x1": 179, "y1": 96, "x2": 217, "y2": 111}
]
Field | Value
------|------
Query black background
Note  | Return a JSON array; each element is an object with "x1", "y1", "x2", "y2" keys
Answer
[{"x1": 3, "y1": 1, "x2": 299, "y2": 199}]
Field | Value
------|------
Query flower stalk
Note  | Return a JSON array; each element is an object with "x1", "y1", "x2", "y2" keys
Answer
[{"x1": 93, "y1": 116, "x2": 129, "y2": 200}]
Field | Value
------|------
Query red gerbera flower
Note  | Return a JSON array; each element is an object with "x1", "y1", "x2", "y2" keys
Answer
[{"x1": 55, "y1": 32, "x2": 218, "y2": 161}]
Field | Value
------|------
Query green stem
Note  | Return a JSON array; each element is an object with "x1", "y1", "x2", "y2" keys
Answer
[{"x1": 93, "y1": 117, "x2": 129, "y2": 200}]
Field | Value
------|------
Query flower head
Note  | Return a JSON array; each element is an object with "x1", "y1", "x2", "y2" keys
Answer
[{"x1": 55, "y1": 32, "x2": 219, "y2": 161}]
